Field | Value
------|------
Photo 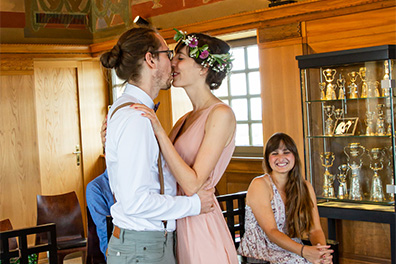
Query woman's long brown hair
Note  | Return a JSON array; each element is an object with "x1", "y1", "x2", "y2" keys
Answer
[{"x1": 263, "y1": 133, "x2": 314, "y2": 238}]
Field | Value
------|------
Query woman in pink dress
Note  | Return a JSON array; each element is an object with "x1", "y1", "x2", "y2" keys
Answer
[{"x1": 134, "y1": 30, "x2": 238, "y2": 264}]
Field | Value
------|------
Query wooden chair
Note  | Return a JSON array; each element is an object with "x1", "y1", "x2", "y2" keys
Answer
[
  {"x1": 1, "y1": 219, "x2": 57, "y2": 264},
  {"x1": 36, "y1": 191, "x2": 87, "y2": 264},
  {"x1": 216, "y1": 191, "x2": 247, "y2": 249},
  {"x1": 86, "y1": 208, "x2": 106, "y2": 264}
]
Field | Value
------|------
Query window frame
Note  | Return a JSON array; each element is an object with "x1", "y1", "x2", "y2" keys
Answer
[{"x1": 216, "y1": 37, "x2": 263, "y2": 157}]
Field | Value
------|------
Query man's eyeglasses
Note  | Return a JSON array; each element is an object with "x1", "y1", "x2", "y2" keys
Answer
[{"x1": 151, "y1": 50, "x2": 174, "y2": 60}]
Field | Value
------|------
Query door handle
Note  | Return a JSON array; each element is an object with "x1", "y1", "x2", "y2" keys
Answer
[{"x1": 72, "y1": 144, "x2": 81, "y2": 166}]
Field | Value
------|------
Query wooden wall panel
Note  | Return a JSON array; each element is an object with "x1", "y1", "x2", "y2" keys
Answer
[
  {"x1": 0, "y1": 73, "x2": 41, "y2": 229},
  {"x1": 258, "y1": 41, "x2": 305, "y2": 159},
  {"x1": 217, "y1": 158, "x2": 264, "y2": 195},
  {"x1": 305, "y1": 6, "x2": 396, "y2": 53},
  {"x1": 77, "y1": 60, "x2": 109, "y2": 192},
  {"x1": 339, "y1": 221, "x2": 391, "y2": 263}
]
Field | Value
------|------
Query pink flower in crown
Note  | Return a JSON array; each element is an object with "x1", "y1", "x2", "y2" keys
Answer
[
  {"x1": 199, "y1": 50, "x2": 209, "y2": 59},
  {"x1": 188, "y1": 36, "x2": 198, "y2": 48}
]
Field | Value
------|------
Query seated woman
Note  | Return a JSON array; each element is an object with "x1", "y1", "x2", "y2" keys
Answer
[{"x1": 238, "y1": 132, "x2": 333, "y2": 264}]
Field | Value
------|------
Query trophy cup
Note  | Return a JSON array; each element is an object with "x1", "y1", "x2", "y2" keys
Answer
[
  {"x1": 385, "y1": 146, "x2": 395, "y2": 202},
  {"x1": 364, "y1": 111, "x2": 376, "y2": 136},
  {"x1": 348, "y1": 71, "x2": 359, "y2": 99},
  {"x1": 368, "y1": 148, "x2": 385, "y2": 202},
  {"x1": 323, "y1": 69, "x2": 337, "y2": 100},
  {"x1": 334, "y1": 108, "x2": 343, "y2": 121},
  {"x1": 383, "y1": 60, "x2": 390, "y2": 80},
  {"x1": 344, "y1": 143, "x2": 366, "y2": 200},
  {"x1": 320, "y1": 152, "x2": 336, "y2": 198},
  {"x1": 382, "y1": 60, "x2": 394, "y2": 96},
  {"x1": 337, "y1": 76, "x2": 346, "y2": 100},
  {"x1": 324, "y1": 105, "x2": 335, "y2": 136},
  {"x1": 319, "y1": 82, "x2": 326, "y2": 100},
  {"x1": 376, "y1": 104, "x2": 386, "y2": 136},
  {"x1": 359, "y1": 67, "x2": 368, "y2": 98},
  {"x1": 337, "y1": 164, "x2": 349, "y2": 199}
]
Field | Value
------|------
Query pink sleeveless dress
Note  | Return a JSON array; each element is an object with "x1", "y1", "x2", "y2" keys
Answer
[{"x1": 168, "y1": 103, "x2": 238, "y2": 264}]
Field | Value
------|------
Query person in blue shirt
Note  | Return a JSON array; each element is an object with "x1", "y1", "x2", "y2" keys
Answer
[{"x1": 86, "y1": 169, "x2": 114, "y2": 258}]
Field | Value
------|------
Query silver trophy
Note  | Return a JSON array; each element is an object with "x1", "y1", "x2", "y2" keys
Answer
[
  {"x1": 319, "y1": 82, "x2": 326, "y2": 100},
  {"x1": 323, "y1": 69, "x2": 337, "y2": 100},
  {"x1": 337, "y1": 164, "x2": 349, "y2": 199},
  {"x1": 324, "y1": 105, "x2": 335, "y2": 136},
  {"x1": 337, "y1": 76, "x2": 346, "y2": 100},
  {"x1": 320, "y1": 152, "x2": 335, "y2": 198},
  {"x1": 364, "y1": 111, "x2": 376, "y2": 136},
  {"x1": 344, "y1": 143, "x2": 366, "y2": 200},
  {"x1": 368, "y1": 148, "x2": 385, "y2": 202},
  {"x1": 385, "y1": 146, "x2": 395, "y2": 202},
  {"x1": 376, "y1": 104, "x2": 386, "y2": 136}
]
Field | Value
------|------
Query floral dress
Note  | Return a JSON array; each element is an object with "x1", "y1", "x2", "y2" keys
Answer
[{"x1": 238, "y1": 174, "x2": 310, "y2": 264}]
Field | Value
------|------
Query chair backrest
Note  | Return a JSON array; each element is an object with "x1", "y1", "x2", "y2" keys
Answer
[
  {"x1": 86, "y1": 207, "x2": 106, "y2": 264},
  {"x1": 1, "y1": 222, "x2": 58, "y2": 264},
  {"x1": 216, "y1": 191, "x2": 247, "y2": 249},
  {"x1": 0, "y1": 219, "x2": 18, "y2": 251},
  {"x1": 36, "y1": 191, "x2": 84, "y2": 244}
]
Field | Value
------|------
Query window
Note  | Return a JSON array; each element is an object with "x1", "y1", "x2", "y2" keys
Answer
[{"x1": 213, "y1": 38, "x2": 263, "y2": 156}]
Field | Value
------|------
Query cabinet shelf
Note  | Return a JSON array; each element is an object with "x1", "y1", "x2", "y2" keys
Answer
[
  {"x1": 306, "y1": 96, "x2": 390, "y2": 103},
  {"x1": 307, "y1": 135, "x2": 392, "y2": 139}
]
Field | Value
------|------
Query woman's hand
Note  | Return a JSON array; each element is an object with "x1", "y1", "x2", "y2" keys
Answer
[
  {"x1": 131, "y1": 104, "x2": 164, "y2": 135},
  {"x1": 303, "y1": 244, "x2": 333, "y2": 264}
]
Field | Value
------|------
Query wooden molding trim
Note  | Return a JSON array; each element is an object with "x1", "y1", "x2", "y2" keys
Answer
[
  {"x1": 0, "y1": 44, "x2": 91, "y2": 58},
  {"x1": 0, "y1": 57, "x2": 34, "y2": 74}
]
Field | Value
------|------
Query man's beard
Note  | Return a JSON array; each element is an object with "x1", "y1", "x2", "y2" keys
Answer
[{"x1": 155, "y1": 70, "x2": 172, "y2": 91}]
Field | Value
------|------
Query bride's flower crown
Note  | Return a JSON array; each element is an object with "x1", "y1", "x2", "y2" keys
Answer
[{"x1": 173, "y1": 28, "x2": 233, "y2": 73}]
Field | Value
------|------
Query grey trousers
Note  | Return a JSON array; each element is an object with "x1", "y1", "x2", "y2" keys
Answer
[{"x1": 107, "y1": 228, "x2": 176, "y2": 264}]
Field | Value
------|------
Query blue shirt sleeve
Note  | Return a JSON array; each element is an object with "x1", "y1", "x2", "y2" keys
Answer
[{"x1": 86, "y1": 169, "x2": 114, "y2": 257}]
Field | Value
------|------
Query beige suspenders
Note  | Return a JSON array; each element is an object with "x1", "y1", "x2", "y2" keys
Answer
[{"x1": 110, "y1": 102, "x2": 168, "y2": 235}]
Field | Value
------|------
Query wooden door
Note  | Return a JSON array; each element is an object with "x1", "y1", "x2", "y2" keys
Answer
[{"x1": 34, "y1": 61, "x2": 85, "y2": 212}]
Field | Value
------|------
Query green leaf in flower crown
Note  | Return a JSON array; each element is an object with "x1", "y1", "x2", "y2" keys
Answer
[
  {"x1": 190, "y1": 47, "x2": 198, "y2": 57},
  {"x1": 173, "y1": 28, "x2": 185, "y2": 42}
]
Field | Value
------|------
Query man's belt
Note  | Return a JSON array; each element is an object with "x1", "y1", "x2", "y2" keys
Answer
[{"x1": 113, "y1": 225, "x2": 121, "y2": 239}]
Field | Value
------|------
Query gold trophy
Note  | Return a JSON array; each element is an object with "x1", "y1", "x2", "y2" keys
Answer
[
  {"x1": 344, "y1": 143, "x2": 366, "y2": 200},
  {"x1": 320, "y1": 152, "x2": 336, "y2": 198},
  {"x1": 382, "y1": 60, "x2": 394, "y2": 97},
  {"x1": 368, "y1": 148, "x2": 385, "y2": 202},
  {"x1": 337, "y1": 164, "x2": 349, "y2": 199},
  {"x1": 364, "y1": 111, "x2": 376, "y2": 136},
  {"x1": 359, "y1": 67, "x2": 368, "y2": 98},
  {"x1": 324, "y1": 105, "x2": 335, "y2": 136},
  {"x1": 348, "y1": 71, "x2": 359, "y2": 99},
  {"x1": 319, "y1": 82, "x2": 326, "y2": 100},
  {"x1": 376, "y1": 104, "x2": 386, "y2": 136},
  {"x1": 367, "y1": 81, "x2": 380, "y2": 97},
  {"x1": 337, "y1": 76, "x2": 346, "y2": 100},
  {"x1": 323, "y1": 69, "x2": 337, "y2": 100}
]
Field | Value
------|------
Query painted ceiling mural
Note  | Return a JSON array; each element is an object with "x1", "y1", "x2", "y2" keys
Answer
[{"x1": 0, "y1": 0, "x2": 241, "y2": 44}]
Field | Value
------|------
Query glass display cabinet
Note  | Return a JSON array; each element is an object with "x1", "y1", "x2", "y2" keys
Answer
[{"x1": 296, "y1": 45, "x2": 396, "y2": 264}]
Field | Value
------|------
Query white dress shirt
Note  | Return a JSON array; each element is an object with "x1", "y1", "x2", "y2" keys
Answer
[{"x1": 106, "y1": 83, "x2": 200, "y2": 231}]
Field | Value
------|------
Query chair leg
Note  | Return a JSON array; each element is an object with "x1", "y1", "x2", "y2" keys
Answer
[{"x1": 57, "y1": 253, "x2": 66, "y2": 264}]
